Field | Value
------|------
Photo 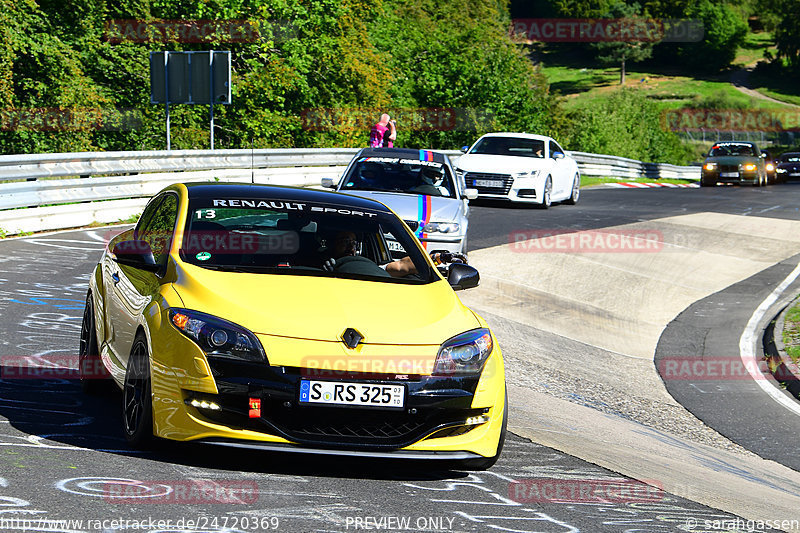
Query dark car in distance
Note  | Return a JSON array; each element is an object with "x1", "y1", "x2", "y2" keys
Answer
[
  {"x1": 776, "y1": 152, "x2": 800, "y2": 182},
  {"x1": 701, "y1": 141, "x2": 768, "y2": 187},
  {"x1": 762, "y1": 150, "x2": 778, "y2": 184}
]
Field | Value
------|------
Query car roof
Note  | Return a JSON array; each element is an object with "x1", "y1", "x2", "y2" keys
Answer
[
  {"x1": 183, "y1": 182, "x2": 393, "y2": 213},
  {"x1": 477, "y1": 132, "x2": 552, "y2": 142},
  {"x1": 357, "y1": 147, "x2": 451, "y2": 164}
]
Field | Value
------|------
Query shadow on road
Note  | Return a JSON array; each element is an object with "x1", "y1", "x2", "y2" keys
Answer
[{"x1": 0, "y1": 369, "x2": 471, "y2": 481}]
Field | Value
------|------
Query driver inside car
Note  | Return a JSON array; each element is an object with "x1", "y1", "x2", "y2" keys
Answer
[
  {"x1": 410, "y1": 165, "x2": 450, "y2": 197},
  {"x1": 323, "y1": 231, "x2": 465, "y2": 278}
]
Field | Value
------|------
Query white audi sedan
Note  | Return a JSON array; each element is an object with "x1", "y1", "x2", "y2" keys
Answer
[{"x1": 455, "y1": 133, "x2": 581, "y2": 208}]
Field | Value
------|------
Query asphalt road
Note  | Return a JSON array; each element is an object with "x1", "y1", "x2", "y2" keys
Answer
[{"x1": 1, "y1": 183, "x2": 800, "y2": 532}]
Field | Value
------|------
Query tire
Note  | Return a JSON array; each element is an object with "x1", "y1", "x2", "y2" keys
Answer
[
  {"x1": 700, "y1": 180, "x2": 714, "y2": 187},
  {"x1": 453, "y1": 389, "x2": 508, "y2": 471},
  {"x1": 122, "y1": 332, "x2": 155, "y2": 448},
  {"x1": 564, "y1": 174, "x2": 580, "y2": 205},
  {"x1": 78, "y1": 294, "x2": 111, "y2": 394},
  {"x1": 537, "y1": 177, "x2": 552, "y2": 209}
]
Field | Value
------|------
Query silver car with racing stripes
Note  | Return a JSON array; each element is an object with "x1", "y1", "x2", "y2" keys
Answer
[{"x1": 322, "y1": 148, "x2": 477, "y2": 256}]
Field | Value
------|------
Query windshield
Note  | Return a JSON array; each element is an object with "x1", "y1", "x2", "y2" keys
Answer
[
  {"x1": 708, "y1": 144, "x2": 757, "y2": 157},
  {"x1": 469, "y1": 137, "x2": 545, "y2": 158},
  {"x1": 340, "y1": 157, "x2": 456, "y2": 198},
  {"x1": 779, "y1": 153, "x2": 800, "y2": 163},
  {"x1": 179, "y1": 197, "x2": 435, "y2": 284}
]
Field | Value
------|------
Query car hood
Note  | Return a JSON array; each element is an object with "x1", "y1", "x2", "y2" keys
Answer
[
  {"x1": 706, "y1": 156, "x2": 760, "y2": 166},
  {"x1": 456, "y1": 153, "x2": 549, "y2": 174},
  {"x1": 171, "y1": 262, "x2": 480, "y2": 349},
  {"x1": 340, "y1": 190, "x2": 463, "y2": 227}
]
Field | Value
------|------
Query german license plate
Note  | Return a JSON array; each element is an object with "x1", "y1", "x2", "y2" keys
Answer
[
  {"x1": 387, "y1": 239, "x2": 405, "y2": 252},
  {"x1": 719, "y1": 172, "x2": 738, "y2": 178},
  {"x1": 474, "y1": 179, "x2": 503, "y2": 188},
  {"x1": 299, "y1": 380, "x2": 405, "y2": 408},
  {"x1": 791, "y1": 172, "x2": 800, "y2": 177}
]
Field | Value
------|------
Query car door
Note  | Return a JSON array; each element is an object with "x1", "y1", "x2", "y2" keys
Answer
[
  {"x1": 548, "y1": 140, "x2": 570, "y2": 198},
  {"x1": 106, "y1": 192, "x2": 179, "y2": 369}
]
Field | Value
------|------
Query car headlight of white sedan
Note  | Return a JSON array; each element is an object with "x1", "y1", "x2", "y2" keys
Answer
[{"x1": 512, "y1": 170, "x2": 540, "y2": 179}]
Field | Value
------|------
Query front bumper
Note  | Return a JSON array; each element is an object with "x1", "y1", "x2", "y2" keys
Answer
[
  {"x1": 463, "y1": 172, "x2": 545, "y2": 203},
  {"x1": 419, "y1": 235, "x2": 465, "y2": 254},
  {"x1": 151, "y1": 348, "x2": 506, "y2": 458},
  {"x1": 702, "y1": 171, "x2": 759, "y2": 185}
]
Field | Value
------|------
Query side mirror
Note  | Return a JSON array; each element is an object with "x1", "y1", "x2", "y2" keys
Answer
[
  {"x1": 460, "y1": 145, "x2": 470, "y2": 153},
  {"x1": 464, "y1": 188, "x2": 478, "y2": 200},
  {"x1": 552, "y1": 152, "x2": 565, "y2": 160},
  {"x1": 321, "y1": 177, "x2": 337, "y2": 189},
  {"x1": 447, "y1": 263, "x2": 480, "y2": 291},
  {"x1": 404, "y1": 220, "x2": 420, "y2": 231},
  {"x1": 113, "y1": 240, "x2": 160, "y2": 272}
]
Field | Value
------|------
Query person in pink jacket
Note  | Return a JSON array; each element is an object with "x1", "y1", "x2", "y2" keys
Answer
[{"x1": 369, "y1": 113, "x2": 397, "y2": 147}]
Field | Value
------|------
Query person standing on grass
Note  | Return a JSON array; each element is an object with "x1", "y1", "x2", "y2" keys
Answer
[{"x1": 369, "y1": 113, "x2": 397, "y2": 148}]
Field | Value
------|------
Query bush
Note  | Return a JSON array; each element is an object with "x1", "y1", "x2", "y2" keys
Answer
[{"x1": 559, "y1": 88, "x2": 692, "y2": 164}]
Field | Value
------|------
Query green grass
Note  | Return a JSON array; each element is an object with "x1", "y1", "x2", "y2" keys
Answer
[
  {"x1": 784, "y1": 300, "x2": 800, "y2": 363},
  {"x1": 540, "y1": 30, "x2": 797, "y2": 113},
  {"x1": 733, "y1": 31, "x2": 776, "y2": 67},
  {"x1": 581, "y1": 177, "x2": 697, "y2": 188}
]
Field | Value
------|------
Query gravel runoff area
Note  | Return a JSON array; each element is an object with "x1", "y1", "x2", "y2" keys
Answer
[{"x1": 484, "y1": 310, "x2": 760, "y2": 459}]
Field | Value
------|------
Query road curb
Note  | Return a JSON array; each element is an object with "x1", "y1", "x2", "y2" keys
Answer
[{"x1": 768, "y1": 294, "x2": 800, "y2": 397}]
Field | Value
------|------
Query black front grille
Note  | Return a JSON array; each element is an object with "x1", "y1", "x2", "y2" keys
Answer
[
  {"x1": 464, "y1": 172, "x2": 514, "y2": 195},
  {"x1": 276, "y1": 407, "x2": 428, "y2": 442},
  {"x1": 718, "y1": 164, "x2": 739, "y2": 173}
]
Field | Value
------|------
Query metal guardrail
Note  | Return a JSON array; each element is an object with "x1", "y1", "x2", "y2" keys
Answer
[{"x1": 0, "y1": 148, "x2": 699, "y2": 235}]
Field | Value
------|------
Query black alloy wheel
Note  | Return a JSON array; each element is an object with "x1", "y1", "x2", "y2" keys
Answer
[{"x1": 122, "y1": 333, "x2": 155, "y2": 448}]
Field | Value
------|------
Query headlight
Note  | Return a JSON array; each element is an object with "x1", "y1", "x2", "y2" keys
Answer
[
  {"x1": 766, "y1": 163, "x2": 775, "y2": 171},
  {"x1": 169, "y1": 308, "x2": 266, "y2": 363},
  {"x1": 433, "y1": 328, "x2": 493, "y2": 376},
  {"x1": 421, "y1": 222, "x2": 460, "y2": 234},
  {"x1": 512, "y1": 170, "x2": 540, "y2": 178},
  {"x1": 703, "y1": 163, "x2": 717, "y2": 171},
  {"x1": 741, "y1": 163, "x2": 757, "y2": 172},
  {"x1": 777, "y1": 167, "x2": 787, "y2": 173}
]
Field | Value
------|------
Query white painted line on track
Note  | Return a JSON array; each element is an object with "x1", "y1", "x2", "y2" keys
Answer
[{"x1": 740, "y1": 258, "x2": 800, "y2": 416}]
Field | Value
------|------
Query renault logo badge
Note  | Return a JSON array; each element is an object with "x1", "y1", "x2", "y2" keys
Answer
[{"x1": 342, "y1": 328, "x2": 363, "y2": 349}]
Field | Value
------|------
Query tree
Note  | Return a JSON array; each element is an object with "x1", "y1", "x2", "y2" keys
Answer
[
  {"x1": 592, "y1": 2, "x2": 655, "y2": 85},
  {"x1": 773, "y1": 0, "x2": 800, "y2": 70},
  {"x1": 676, "y1": 0, "x2": 748, "y2": 71}
]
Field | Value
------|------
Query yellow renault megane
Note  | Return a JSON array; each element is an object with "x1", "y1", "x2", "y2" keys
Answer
[{"x1": 80, "y1": 183, "x2": 506, "y2": 469}]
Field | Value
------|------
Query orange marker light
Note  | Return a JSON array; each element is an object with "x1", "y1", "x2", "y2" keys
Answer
[
  {"x1": 248, "y1": 398, "x2": 261, "y2": 418},
  {"x1": 172, "y1": 313, "x2": 189, "y2": 330}
]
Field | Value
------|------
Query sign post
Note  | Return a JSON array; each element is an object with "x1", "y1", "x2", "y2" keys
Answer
[{"x1": 149, "y1": 51, "x2": 231, "y2": 150}]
